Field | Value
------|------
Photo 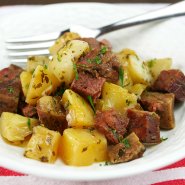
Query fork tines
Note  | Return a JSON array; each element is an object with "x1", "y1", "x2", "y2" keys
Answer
[{"x1": 6, "y1": 29, "x2": 69, "y2": 63}]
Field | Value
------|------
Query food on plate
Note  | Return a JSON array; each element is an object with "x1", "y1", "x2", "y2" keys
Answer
[
  {"x1": 0, "y1": 64, "x2": 23, "y2": 115},
  {"x1": 0, "y1": 112, "x2": 39, "y2": 143},
  {"x1": 152, "y1": 69, "x2": 185, "y2": 101},
  {"x1": 61, "y1": 89, "x2": 94, "y2": 127},
  {"x1": 37, "y1": 96, "x2": 67, "y2": 134},
  {"x1": 108, "y1": 132, "x2": 145, "y2": 163},
  {"x1": 0, "y1": 32, "x2": 185, "y2": 166},
  {"x1": 24, "y1": 125, "x2": 60, "y2": 163},
  {"x1": 59, "y1": 128, "x2": 107, "y2": 166},
  {"x1": 140, "y1": 92, "x2": 175, "y2": 129},
  {"x1": 127, "y1": 109, "x2": 160, "y2": 144}
]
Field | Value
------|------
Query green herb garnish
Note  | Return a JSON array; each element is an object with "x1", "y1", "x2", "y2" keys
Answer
[
  {"x1": 87, "y1": 95, "x2": 95, "y2": 113},
  {"x1": 73, "y1": 63, "x2": 79, "y2": 80},
  {"x1": 44, "y1": 64, "x2": 48, "y2": 69},
  {"x1": 7, "y1": 87, "x2": 14, "y2": 94},
  {"x1": 27, "y1": 118, "x2": 31, "y2": 130},
  {"x1": 104, "y1": 161, "x2": 113, "y2": 166},
  {"x1": 119, "y1": 67, "x2": 124, "y2": 87},
  {"x1": 55, "y1": 88, "x2": 65, "y2": 96},
  {"x1": 160, "y1": 137, "x2": 168, "y2": 142},
  {"x1": 87, "y1": 59, "x2": 92, "y2": 63},
  {"x1": 93, "y1": 56, "x2": 102, "y2": 64},
  {"x1": 57, "y1": 53, "x2": 62, "y2": 62},
  {"x1": 121, "y1": 138, "x2": 131, "y2": 148},
  {"x1": 147, "y1": 59, "x2": 156, "y2": 68},
  {"x1": 126, "y1": 99, "x2": 132, "y2": 106},
  {"x1": 100, "y1": 46, "x2": 107, "y2": 55}
]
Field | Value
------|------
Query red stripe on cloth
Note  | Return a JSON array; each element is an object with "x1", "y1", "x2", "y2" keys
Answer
[
  {"x1": 152, "y1": 179, "x2": 185, "y2": 185},
  {"x1": 0, "y1": 167, "x2": 24, "y2": 176},
  {"x1": 159, "y1": 158, "x2": 185, "y2": 170}
]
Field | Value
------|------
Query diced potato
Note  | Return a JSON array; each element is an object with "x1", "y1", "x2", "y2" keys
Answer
[
  {"x1": 0, "y1": 112, "x2": 39, "y2": 142},
  {"x1": 61, "y1": 89, "x2": 94, "y2": 127},
  {"x1": 101, "y1": 82, "x2": 137, "y2": 113},
  {"x1": 49, "y1": 40, "x2": 89, "y2": 87},
  {"x1": 49, "y1": 32, "x2": 80, "y2": 55},
  {"x1": 27, "y1": 56, "x2": 49, "y2": 73},
  {"x1": 116, "y1": 48, "x2": 137, "y2": 66},
  {"x1": 127, "y1": 84, "x2": 147, "y2": 99},
  {"x1": 24, "y1": 126, "x2": 60, "y2": 163},
  {"x1": 145, "y1": 58, "x2": 172, "y2": 80},
  {"x1": 20, "y1": 71, "x2": 32, "y2": 97},
  {"x1": 59, "y1": 128, "x2": 107, "y2": 166},
  {"x1": 117, "y1": 67, "x2": 133, "y2": 88},
  {"x1": 26, "y1": 65, "x2": 60, "y2": 105},
  {"x1": 128, "y1": 55, "x2": 152, "y2": 85}
]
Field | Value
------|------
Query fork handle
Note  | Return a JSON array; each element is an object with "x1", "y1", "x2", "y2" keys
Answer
[{"x1": 98, "y1": 0, "x2": 185, "y2": 36}]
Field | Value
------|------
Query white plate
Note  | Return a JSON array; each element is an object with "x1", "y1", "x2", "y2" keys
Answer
[{"x1": 0, "y1": 2, "x2": 185, "y2": 181}]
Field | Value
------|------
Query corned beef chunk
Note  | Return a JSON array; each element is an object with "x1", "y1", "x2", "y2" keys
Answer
[
  {"x1": 79, "y1": 38, "x2": 101, "y2": 51},
  {"x1": 22, "y1": 104, "x2": 38, "y2": 118},
  {"x1": 37, "y1": 96, "x2": 67, "y2": 134},
  {"x1": 108, "y1": 132, "x2": 145, "y2": 164},
  {"x1": 71, "y1": 72, "x2": 105, "y2": 102},
  {"x1": 0, "y1": 65, "x2": 23, "y2": 115},
  {"x1": 152, "y1": 69, "x2": 185, "y2": 101},
  {"x1": 140, "y1": 92, "x2": 175, "y2": 129},
  {"x1": 94, "y1": 109, "x2": 129, "y2": 144},
  {"x1": 127, "y1": 109, "x2": 160, "y2": 144},
  {"x1": 76, "y1": 38, "x2": 120, "y2": 83}
]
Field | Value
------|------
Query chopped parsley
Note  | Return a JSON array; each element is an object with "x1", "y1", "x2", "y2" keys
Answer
[
  {"x1": 119, "y1": 67, "x2": 124, "y2": 87},
  {"x1": 27, "y1": 118, "x2": 31, "y2": 130},
  {"x1": 87, "y1": 95, "x2": 95, "y2": 113},
  {"x1": 87, "y1": 59, "x2": 92, "y2": 63},
  {"x1": 126, "y1": 99, "x2": 132, "y2": 106},
  {"x1": 87, "y1": 56, "x2": 102, "y2": 64},
  {"x1": 55, "y1": 88, "x2": 65, "y2": 96},
  {"x1": 57, "y1": 53, "x2": 62, "y2": 62},
  {"x1": 100, "y1": 46, "x2": 107, "y2": 55},
  {"x1": 147, "y1": 59, "x2": 156, "y2": 68},
  {"x1": 104, "y1": 161, "x2": 113, "y2": 166},
  {"x1": 44, "y1": 64, "x2": 48, "y2": 69},
  {"x1": 160, "y1": 137, "x2": 168, "y2": 142},
  {"x1": 119, "y1": 138, "x2": 131, "y2": 148},
  {"x1": 7, "y1": 87, "x2": 14, "y2": 94},
  {"x1": 73, "y1": 63, "x2": 79, "y2": 80},
  {"x1": 93, "y1": 56, "x2": 102, "y2": 64}
]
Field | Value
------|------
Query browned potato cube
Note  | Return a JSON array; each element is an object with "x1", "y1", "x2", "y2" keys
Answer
[
  {"x1": 140, "y1": 92, "x2": 175, "y2": 129},
  {"x1": 127, "y1": 109, "x2": 160, "y2": 144}
]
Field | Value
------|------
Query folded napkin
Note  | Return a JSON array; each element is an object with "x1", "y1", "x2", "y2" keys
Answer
[{"x1": 0, "y1": 4, "x2": 185, "y2": 185}]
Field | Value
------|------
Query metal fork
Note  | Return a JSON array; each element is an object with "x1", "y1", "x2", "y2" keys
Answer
[{"x1": 6, "y1": 0, "x2": 185, "y2": 64}]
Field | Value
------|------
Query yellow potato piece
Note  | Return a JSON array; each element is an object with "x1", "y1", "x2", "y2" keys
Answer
[
  {"x1": 59, "y1": 128, "x2": 107, "y2": 166},
  {"x1": 101, "y1": 82, "x2": 137, "y2": 113},
  {"x1": 146, "y1": 58, "x2": 172, "y2": 80},
  {"x1": 128, "y1": 55, "x2": 152, "y2": 85},
  {"x1": 26, "y1": 65, "x2": 60, "y2": 105},
  {"x1": 20, "y1": 71, "x2": 32, "y2": 97},
  {"x1": 0, "y1": 112, "x2": 39, "y2": 143},
  {"x1": 26, "y1": 56, "x2": 49, "y2": 74},
  {"x1": 24, "y1": 126, "x2": 61, "y2": 163},
  {"x1": 49, "y1": 32, "x2": 80, "y2": 55},
  {"x1": 61, "y1": 89, "x2": 94, "y2": 127},
  {"x1": 127, "y1": 84, "x2": 147, "y2": 99},
  {"x1": 49, "y1": 40, "x2": 89, "y2": 87}
]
